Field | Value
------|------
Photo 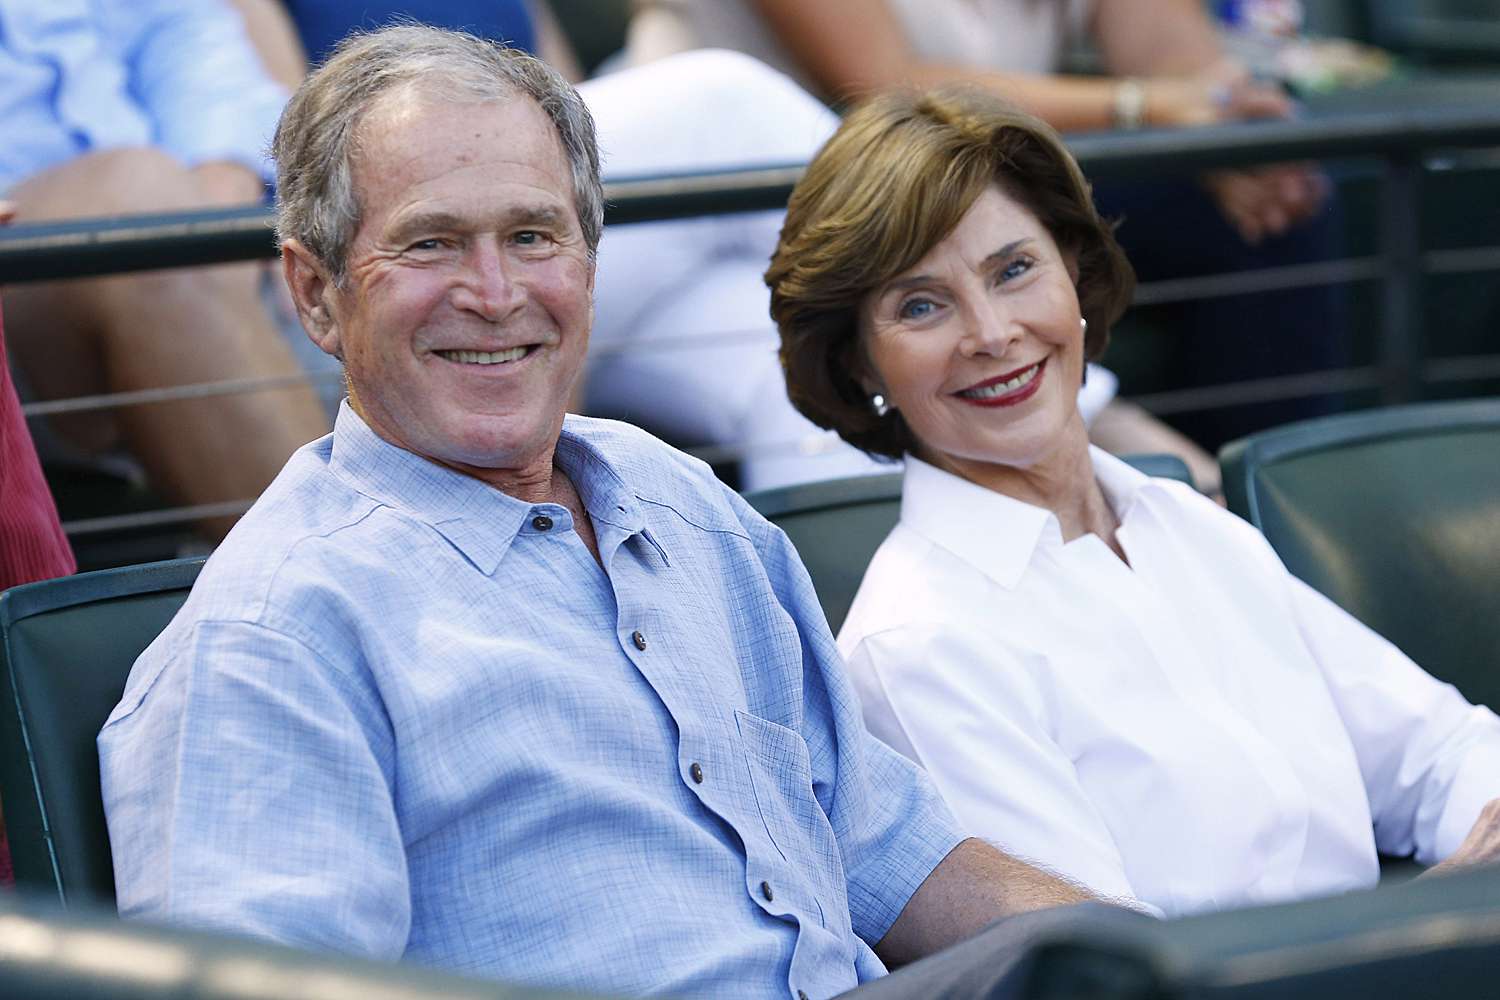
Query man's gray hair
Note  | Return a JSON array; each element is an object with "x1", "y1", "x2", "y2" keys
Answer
[{"x1": 272, "y1": 24, "x2": 604, "y2": 283}]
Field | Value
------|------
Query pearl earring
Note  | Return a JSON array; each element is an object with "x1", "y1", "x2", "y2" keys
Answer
[
  {"x1": 1080, "y1": 318, "x2": 1088, "y2": 334},
  {"x1": 871, "y1": 393, "x2": 891, "y2": 417}
]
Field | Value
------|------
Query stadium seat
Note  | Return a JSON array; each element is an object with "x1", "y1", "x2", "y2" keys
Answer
[
  {"x1": 1219, "y1": 398, "x2": 1500, "y2": 709},
  {"x1": 1007, "y1": 863, "x2": 1500, "y2": 999},
  {"x1": 746, "y1": 454, "x2": 1194, "y2": 633},
  {"x1": 0, "y1": 893, "x2": 604, "y2": 1000},
  {"x1": 0, "y1": 557, "x2": 204, "y2": 905}
]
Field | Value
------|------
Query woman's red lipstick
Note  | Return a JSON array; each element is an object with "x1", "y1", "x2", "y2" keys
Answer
[{"x1": 954, "y1": 358, "x2": 1047, "y2": 408}]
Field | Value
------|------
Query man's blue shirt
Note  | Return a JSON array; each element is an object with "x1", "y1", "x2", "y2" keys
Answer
[
  {"x1": 0, "y1": 0, "x2": 288, "y2": 192},
  {"x1": 100, "y1": 404, "x2": 963, "y2": 999}
]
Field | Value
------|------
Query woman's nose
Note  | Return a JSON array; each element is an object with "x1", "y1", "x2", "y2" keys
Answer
[{"x1": 958, "y1": 299, "x2": 1021, "y2": 357}]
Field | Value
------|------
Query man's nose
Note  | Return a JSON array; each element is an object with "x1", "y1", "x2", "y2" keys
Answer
[{"x1": 454, "y1": 240, "x2": 523, "y2": 321}]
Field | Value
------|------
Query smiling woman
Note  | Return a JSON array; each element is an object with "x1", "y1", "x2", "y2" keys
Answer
[
  {"x1": 767, "y1": 86, "x2": 1500, "y2": 919},
  {"x1": 768, "y1": 87, "x2": 1131, "y2": 468}
]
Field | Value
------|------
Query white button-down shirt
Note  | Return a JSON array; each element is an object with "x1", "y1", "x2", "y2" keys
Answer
[{"x1": 839, "y1": 448, "x2": 1500, "y2": 918}]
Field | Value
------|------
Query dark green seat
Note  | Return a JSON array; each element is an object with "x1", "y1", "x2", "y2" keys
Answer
[
  {"x1": 1220, "y1": 399, "x2": 1500, "y2": 709},
  {"x1": 0, "y1": 557, "x2": 204, "y2": 905},
  {"x1": 1010, "y1": 863, "x2": 1500, "y2": 999},
  {"x1": 746, "y1": 454, "x2": 1194, "y2": 634}
]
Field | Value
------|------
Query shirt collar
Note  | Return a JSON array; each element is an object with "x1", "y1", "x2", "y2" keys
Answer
[
  {"x1": 898, "y1": 447, "x2": 1155, "y2": 588},
  {"x1": 327, "y1": 403, "x2": 656, "y2": 575}
]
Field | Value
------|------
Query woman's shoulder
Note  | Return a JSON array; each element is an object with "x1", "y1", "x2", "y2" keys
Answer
[{"x1": 837, "y1": 519, "x2": 1053, "y2": 665}]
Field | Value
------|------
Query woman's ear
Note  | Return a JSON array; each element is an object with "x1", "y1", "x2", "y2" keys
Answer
[
  {"x1": 845, "y1": 316, "x2": 886, "y2": 399},
  {"x1": 1063, "y1": 248, "x2": 1081, "y2": 286}
]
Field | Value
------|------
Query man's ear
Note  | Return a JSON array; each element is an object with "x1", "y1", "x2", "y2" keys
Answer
[{"x1": 281, "y1": 239, "x2": 343, "y2": 359}]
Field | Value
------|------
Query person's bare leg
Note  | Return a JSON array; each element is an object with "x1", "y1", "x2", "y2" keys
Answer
[{"x1": 4, "y1": 148, "x2": 328, "y2": 538}]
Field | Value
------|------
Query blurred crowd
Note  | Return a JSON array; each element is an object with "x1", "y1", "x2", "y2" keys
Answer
[{"x1": 1, "y1": 0, "x2": 1379, "y2": 558}]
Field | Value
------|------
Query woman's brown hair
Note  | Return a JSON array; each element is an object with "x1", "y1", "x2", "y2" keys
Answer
[{"x1": 767, "y1": 86, "x2": 1135, "y2": 460}]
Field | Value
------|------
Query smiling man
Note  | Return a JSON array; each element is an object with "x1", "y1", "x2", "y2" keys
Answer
[{"x1": 98, "y1": 25, "x2": 1102, "y2": 999}]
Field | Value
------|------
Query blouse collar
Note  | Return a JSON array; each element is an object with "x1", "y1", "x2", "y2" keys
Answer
[{"x1": 898, "y1": 447, "x2": 1154, "y2": 588}]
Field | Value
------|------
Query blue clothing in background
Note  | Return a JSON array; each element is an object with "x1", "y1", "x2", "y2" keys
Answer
[
  {"x1": 0, "y1": 0, "x2": 288, "y2": 193},
  {"x1": 100, "y1": 403, "x2": 962, "y2": 999},
  {"x1": 286, "y1": 0, "x2": 536, "y2": 66}
]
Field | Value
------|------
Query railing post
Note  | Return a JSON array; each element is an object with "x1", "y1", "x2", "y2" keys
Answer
[{"x1": 1378, "y1": 153, "x2": 1425, "y2": 404}]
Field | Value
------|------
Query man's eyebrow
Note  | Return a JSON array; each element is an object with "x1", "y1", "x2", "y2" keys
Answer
[
  {"x1": 385, "y1": 205, "x2": 571, "y2": 243},
  {"x1": 878, "y1": 238, "x2": 1035, "y2": 295},
  {"x1": 385, "y1": 210, "x2": 468, "y2": 243}
]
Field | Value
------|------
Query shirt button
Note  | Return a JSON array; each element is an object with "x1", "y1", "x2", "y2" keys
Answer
[
  {"x1": 760, "y1": 880, "x2": 774, "y2": 902},
  {"x1": 531, "y1": 514, "x2": 553, "y2": 531},
  {"x1": 631, "y1": 630, "x2": 647, "y2": 651},
  {"x1": 689, "y1": 762, "x2": 703, "y2": 784}
]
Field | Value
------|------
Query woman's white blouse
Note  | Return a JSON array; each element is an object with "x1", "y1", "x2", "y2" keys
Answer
[{"x1": 838, "y1": 449, "x2": 1500, "y2": 918}]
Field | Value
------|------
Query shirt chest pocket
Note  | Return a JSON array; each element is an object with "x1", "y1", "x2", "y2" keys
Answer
[{"x1": 734, "y1": 710, "x2": 843, "y2": 926}]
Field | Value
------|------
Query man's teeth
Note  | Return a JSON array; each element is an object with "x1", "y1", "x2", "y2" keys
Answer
[
  {"x1": 438, "y1": 347, "x2": 528, "y2": 365},
  {"x1": 963, "y1": 363, "x2": 1040, "y2": 399}
]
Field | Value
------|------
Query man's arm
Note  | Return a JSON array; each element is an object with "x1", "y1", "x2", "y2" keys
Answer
[
  {"x1": 100, "y1": 618, "x2": 411, "y2": 956},
  {"x1": 875, "y1": 838, "x2": 1095, "y2": 968}
]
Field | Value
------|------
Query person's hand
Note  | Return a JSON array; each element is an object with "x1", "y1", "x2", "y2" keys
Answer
[
  {"x1": 1202, "y1": 163, "x2": 1329, "y2": 245},
  {"x1": 190, "y1": 161, "x2": 267, "y2": 208},
  {"x1": 1144, "y1": 61, "x2": 1292, "y2": 128},
  {"x1": 1421, "y1": 799, "x2": 1500, "y2": 878}
]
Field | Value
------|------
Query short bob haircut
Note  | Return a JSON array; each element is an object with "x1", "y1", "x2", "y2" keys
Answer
[{"x1": 767, "y1": 86, "x2": 1135, "y2": 461}]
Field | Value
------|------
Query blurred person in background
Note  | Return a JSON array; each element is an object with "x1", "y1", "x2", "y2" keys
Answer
[
  {"x1": 0, "y1": 0, "x2": 328, "y2": 539},
  {"x1": 631, "y1": 0, "x2": 1347, "y2": 457},
  {"x1": 0, "y1": 199, "x2": 77, "y2": 888}
]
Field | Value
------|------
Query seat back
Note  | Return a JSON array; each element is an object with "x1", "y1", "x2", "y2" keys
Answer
[
  {"x1": 0, "y1": 893, "x2": 605, "y2": 1000},
  {"x1": 0, "y1": 557, "x2": 203, "y2": 905},
  {"x1": 1016, "y1": 863, "x2": 1500, "y2": 999},
  {"x1": 747, "y1": 454, "x2": 1194, "y2": 634},
  {"x1": 1220, "y1": 399, "x2": 1500, "y2": 708}
]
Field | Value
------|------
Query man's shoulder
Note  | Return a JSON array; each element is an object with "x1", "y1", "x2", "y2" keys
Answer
[{"x1": 174, "y1": 438, "x2": 408, "y2": 629}]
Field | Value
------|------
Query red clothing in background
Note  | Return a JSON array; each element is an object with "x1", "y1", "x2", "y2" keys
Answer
[{"x1": 0, "y1": 299, "x2": 77, "y2": 885}]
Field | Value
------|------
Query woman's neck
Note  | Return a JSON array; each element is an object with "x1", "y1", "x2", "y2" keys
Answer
[{"x1": 926, "y1": 418, "x2": 1126, "y2": 561}]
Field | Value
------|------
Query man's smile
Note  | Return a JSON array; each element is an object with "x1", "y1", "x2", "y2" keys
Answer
[{"x1": 434, "y1": 346, "x2": 534, "y2": 365}]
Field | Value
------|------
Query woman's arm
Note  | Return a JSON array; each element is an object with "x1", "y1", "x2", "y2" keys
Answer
[
  {"x1": 1288, "y1": 576, "x2": 1500, "y2": 865},
  {"x1": 846, "y1": 627, "x2": 1141, "y2": 904},
  {"x1": 750, "y1": 0, "x2": 1228, "y2": 131},
  {"x1": 526, "y1": 0, "x2": 585, "y2": 83}
]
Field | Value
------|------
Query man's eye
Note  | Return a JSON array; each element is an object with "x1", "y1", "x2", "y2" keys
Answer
[
  {"x1": 407, "y1": 238, "x2": 443, "y2": 252},
  {"x1": 514, "y1": 231, "x2": 542, "y2": 245},
  {"x1": 898, "y1": 298, "x2": 936, "y2": 321}
]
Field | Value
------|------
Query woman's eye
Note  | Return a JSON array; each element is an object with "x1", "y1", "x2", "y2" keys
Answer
[
  {"x1": 999, "y1": 256, "x2": 1035, "y2": 282},
  {"x1": 897, "y1": 298, "x2": 936, "y2": 321}
]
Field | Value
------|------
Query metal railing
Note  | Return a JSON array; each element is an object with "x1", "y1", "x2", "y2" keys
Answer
[{"x1": 5, "y1": 100, "x2": 1500, "y2": 539}]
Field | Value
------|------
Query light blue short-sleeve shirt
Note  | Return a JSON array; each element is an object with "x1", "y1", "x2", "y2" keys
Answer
[{"x1": 100, "y1": 404, "x2": 963, "y2": 999}]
